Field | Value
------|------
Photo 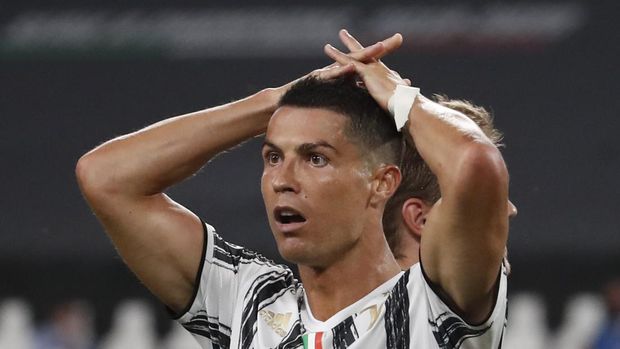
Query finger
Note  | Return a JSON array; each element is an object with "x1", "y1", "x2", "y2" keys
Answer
[
  {"x1": 325, "y1": 43, "x2": 376, "y2": 68},
  {"x1": 341, "y1": 30, "x2": 403, "y2": 60},
  {"x1": 323, "y1": 63, "x2": 356, "y2": 79},
  {"x1": 319, "y1": 59, "x2": 357, "y2": 73},
  {"x1": 324, "y1": 43, "x2": 356, "y2": 66},
  {"x1": 348, "y1": 42, "x2": 386, "y2": 62},
  {"x1": 339, "y1": 29, "x2": 364, "y2": 52},
  {"x1": 317, "y1": 61, "x2": 345, "y2": 72},
  {"x1": 311, "y1": 63, "x2": 356, "y2": 80},
  {"x1": 390, "y1": 69, "x2": 402, "y2": 79},
  {"x1": 403, "y1": 78, "x2": 411, "y2": 86},
  {"x1": 377, "y1": 33, "x2": 403, "y2": 59},
  {"x1": 341, "y1": 29, "x2": 402, "y2": 54},
  {"x1": 382, "y1": 33, "x2": 403, "y2": 51}
]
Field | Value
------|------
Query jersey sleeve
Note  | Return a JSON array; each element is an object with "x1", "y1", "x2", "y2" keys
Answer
[
  {"x1": 417, "y1": 262, "x2": 508, "y2": 348},
  {"x1": 171, "y1": 220, "x2": 296, "y2": 348}
]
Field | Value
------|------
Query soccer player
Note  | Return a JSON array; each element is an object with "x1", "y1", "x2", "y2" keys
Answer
[
  {"x1": 378, "y1": 95, "x2": 516, "y2": 347},
  {"x1": 76, "y1": 30, "x2": 512, "y2": 348},
  {"x1": 382, "y1": 96, "x2": 516, "y2": 271}
]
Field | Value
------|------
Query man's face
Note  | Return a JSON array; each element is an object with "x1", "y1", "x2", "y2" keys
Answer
[{"x1": 261, "y1": 106, "x2": 374, "y2": 267}]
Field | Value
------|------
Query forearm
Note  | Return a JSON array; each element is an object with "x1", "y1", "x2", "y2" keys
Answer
[
  {"x1": 78, "y1": 88, "x2": 279, "y2": 197},
  {"x1": 406, "y1": 94, "x2": 503, "y2": 189},
  {"x1": 410, "y1": 94, "x2": 509, "y2": 322}
]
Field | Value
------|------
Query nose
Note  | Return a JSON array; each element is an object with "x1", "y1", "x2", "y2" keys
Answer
[
  {"x1": 508, "y1": 200, "x2": 518, "y2": 219},
  {"x1": 271, "y1": 159, "x2": 299, "y2": 193}
]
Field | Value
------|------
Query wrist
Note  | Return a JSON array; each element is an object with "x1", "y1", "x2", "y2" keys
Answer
[
  {"x1": 254, "y1": 88, "x2": 282, "y2": 115},
  {"x1": 387, "y1": 85, "x2": 420, "y2": 131}
]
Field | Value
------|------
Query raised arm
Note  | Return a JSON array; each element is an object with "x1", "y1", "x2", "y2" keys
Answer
[
  {"x1": 325, "y1": 37, "x2": 511, "y2": 323},
  {"x1": 76, "y1": 40, "x2": 399, "y2": 314},
  {"x1": 405, "y1": 95, "x2": 510, "y2": 323},
  {"x1": 76, "y1": 89, "x2": 280, "y2": 313}
]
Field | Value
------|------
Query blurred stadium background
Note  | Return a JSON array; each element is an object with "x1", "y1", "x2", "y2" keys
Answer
[{"x1": 1, "y1": 0, "x2": 618, "y2": 348}]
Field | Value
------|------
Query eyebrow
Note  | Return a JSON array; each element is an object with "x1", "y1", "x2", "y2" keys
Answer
[
  {"x1": 262, "y1": 140, "x2": 338, "y2": 155},
  {"x1": 297, "y1": 141, "x2": 338, "y2": 155},
  {"x1": 262, "y1": 141, "x2": 282, "y2": 153}
]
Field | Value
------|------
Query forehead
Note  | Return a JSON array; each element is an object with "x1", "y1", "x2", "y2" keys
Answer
[{"x1": 266, "y1": 106, "x2": 352, "y2": 149}]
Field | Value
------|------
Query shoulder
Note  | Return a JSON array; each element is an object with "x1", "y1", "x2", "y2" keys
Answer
[
  {"x1": 201, "y1": 222, "x2": 292, "y2": 275},
  {"x1": 406, "y1": 262, "x2": 508, "y2": 348},
  {"x1": 175, "y1": 222, "x2": 301, "y2": 347}
]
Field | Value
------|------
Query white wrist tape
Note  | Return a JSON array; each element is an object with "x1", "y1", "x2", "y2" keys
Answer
[{"x1": 387, "y1": 85, "x2": 420, "y2": 131}]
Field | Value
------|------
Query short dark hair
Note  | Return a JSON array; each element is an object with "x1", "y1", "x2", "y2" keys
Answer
[
  {"x1": 382, "y1": 96, "x2": 504, "y2": 252},
  {"x1": 279, "y1": 76, "x2": 401, "y2": 166}
]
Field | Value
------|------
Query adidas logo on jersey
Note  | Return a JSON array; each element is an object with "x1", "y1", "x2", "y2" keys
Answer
[{"x1": 259, "y1": 309, "x2": 292, "y2": 337}]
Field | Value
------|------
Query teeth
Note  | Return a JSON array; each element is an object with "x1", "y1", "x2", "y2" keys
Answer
[{"x1": 275, "y1": 208, "x2": 305, "y2": 224}]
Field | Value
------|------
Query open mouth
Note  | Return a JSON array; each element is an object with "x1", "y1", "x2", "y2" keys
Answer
[{"x1": 274, "y1": 207, "x2": 307, "y2": 225}]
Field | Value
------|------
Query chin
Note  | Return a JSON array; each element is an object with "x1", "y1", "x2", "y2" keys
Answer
[
  {"x1": 278, "y1": 242, "x2": 308, "y2": 264},
  {"x1": 276, "y1": 241, "x2": 309, "y2": 264}
]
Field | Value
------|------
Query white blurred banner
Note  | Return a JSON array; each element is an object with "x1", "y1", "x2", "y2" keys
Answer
[{"x1": 1, "y1": 3, "x2": 586, "y2": 58}]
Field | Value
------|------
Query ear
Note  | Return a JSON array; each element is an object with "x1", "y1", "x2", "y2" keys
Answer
[
  {"x1": 370, "y1": 164, "x2": 401, "y2": 206},
  {"x1": 401, "y1": 198, "x2": 431, "y2": 241}
]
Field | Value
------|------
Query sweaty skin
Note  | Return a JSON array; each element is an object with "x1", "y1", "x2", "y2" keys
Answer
[
  {"x1": 324, "y1": 35, "x2": 512, "y2": 324},
  {"x1": 261, "y1": 106, "x2": 401, "y2": 320},
  {"x1": 75, "y1": 34, "x2": 405, "y2": 316}
]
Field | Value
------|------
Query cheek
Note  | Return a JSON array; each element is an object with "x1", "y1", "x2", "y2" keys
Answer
[
  {"x1": 260, "y1": 170, "x2": 270, "y2": 193},
  {"x1": 260, "y1": 172, "x2": 267, "y2": 194},
  {"x1": 260, "y1": 172, "x2": 273, "y2": 208},
  {"x1": 312, "y1": 169, "x2": 370, "y2": 212}
]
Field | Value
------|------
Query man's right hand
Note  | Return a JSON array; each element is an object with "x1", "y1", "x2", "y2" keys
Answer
[
  {"x1": 270, "y1": 30, "x2": 407, "y2": 103},
  {"x1": 75, "y1": 30, "x2": 407, "y2": 315},
  {"x1": 323, "y1": 31, "x2": 411, "y2": 112}
]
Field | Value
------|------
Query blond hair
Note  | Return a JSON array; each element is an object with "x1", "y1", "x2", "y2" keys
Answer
[{"x1": 383, "y1": 96, "x2": 508, "y2": 269}]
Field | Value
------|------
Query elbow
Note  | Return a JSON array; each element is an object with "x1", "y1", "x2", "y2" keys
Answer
[
  {"x1": 452, "y1": 143, "x2": 509, "y2": 201},
  {"x1": 75, "y1": 151, "x2": 118, "y2": 202},
  {"x1": 75, "y1": 152, "x2": 100, "y2": 200},
  {"x1": 462, "y1": 143, "x2": 507, "y2": 185}
]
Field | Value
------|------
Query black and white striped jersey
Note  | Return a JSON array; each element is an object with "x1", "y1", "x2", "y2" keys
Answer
[{"x1": 174, "y1": 221, "x2": 507, "y2": 349}]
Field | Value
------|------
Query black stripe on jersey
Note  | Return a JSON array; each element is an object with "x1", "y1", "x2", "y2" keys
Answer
[
  {"x1": 213, "y1": 232, "x2": 280, "y2": 272},
  {"x1": 332, "y1": 315, "x2": 359, "y2": 348},
  {"x1": 497, "y1": 315, "x2": 507, "y2": 349},
  {"x1": 497, "y1": 327, "x2": 504, "y2": 349},
  {"x1": 254, "y1": 282, "x2": 297, "y2": 311},
  {"x1": 169, "y1": 222, "x2": 210, "y2": 320},
  {"x1": 420, "y1": 257, "x2": 505, "y2": 328},
  {"x1": 240, "y1": 270, "x2": 297, "y2": 349},
  {"x1": 211, "y1": 259, "x2": 238, "y2": 273},
  {"x1": 182, "y1": 311, "x2": 231, "y2": 348},
  {"x1": 276, "y1": 319, "x2": 304, "y2": 349},
  {"x1": 384, "y1": 270, "x2": 410, "y2": 349},
  {"x1": 429, "y1": 312, "x2": 492, "y2": 349}
]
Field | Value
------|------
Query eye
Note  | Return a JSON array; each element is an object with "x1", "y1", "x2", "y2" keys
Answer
[
  {"x1": 309, "y1": 154, "x2": 328, "y2": 167},
  {"x1": 264, "y1": 151, "x2": 281, "y2": 166}
]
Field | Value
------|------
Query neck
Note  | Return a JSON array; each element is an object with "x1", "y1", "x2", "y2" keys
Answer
[
  {"x1": 394, "y1": 241, "x2": 421, "y2": 271},
  {"x1": 394, "y1": 228, "x2": 421, "y2": 270},
  {"x1": 298, "y1": 228, "x2": 401, "y2": 321}
]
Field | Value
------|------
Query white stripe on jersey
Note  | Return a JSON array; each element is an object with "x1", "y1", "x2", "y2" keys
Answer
[{"x1": 175, "y1": 221, "x2": 508, "y2": 349}]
